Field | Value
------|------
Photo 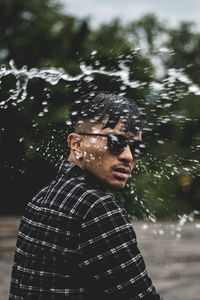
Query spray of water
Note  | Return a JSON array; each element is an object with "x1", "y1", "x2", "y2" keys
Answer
[
  {"x1": 1, "y1": 58, "x2": 200, "y2": 106},
  {"x1": 1, "y1": 51, "x2": 200, "y2": 235}
]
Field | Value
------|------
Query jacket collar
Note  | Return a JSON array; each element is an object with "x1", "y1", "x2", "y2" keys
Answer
[{"x1": 58, "y1": 160, "x2": 107, "y2": 192}]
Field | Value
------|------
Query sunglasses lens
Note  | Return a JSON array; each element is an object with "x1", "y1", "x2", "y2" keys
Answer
[
  {"x1": 107, "y1": 134, "x2": 147, "y2": 159},
  {"x1": 130, "y1": 140, "x2": 147, "y2": 159},
  {"x1": 107, "y1": 134, "x2": 127, "y2": 154}
]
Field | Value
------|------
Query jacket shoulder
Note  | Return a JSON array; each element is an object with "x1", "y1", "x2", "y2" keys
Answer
[{"x1": 31, "y1": 173, "x2": 114, "y2": 219}]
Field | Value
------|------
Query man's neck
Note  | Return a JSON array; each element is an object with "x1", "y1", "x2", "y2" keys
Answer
[{"x1": 67, "y1": 152, "x2": 83, "y2": 170}]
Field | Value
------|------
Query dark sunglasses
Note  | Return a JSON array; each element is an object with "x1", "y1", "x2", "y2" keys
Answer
[{"x1": 78, "y1": 132, "x2": 147, "y2": 160}]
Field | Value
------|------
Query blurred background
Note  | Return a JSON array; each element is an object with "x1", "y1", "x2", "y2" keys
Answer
[
  {"x1": 0, "y1": 0, "x2": 200, "y2": 217},
  {"x1": 0, "y1": 0, "x2": 200, "y2": 299}
]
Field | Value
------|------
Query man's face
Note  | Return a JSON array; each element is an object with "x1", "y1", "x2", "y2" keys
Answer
[{"x1": 79, "y1": 119, "x2": 142, "y2": 190}]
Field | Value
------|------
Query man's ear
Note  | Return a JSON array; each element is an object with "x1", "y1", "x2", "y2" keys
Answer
[{"x1": 67, "y1": 133, "x2": 83, "y2": 159}]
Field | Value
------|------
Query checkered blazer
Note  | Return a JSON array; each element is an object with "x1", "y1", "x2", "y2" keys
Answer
[{"x1": 9, "y1": 161, "x2": 161, "y2": 299}]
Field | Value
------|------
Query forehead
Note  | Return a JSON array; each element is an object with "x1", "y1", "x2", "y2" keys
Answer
[{"x1": 91, "y1": 118, "x2": 139, "y2": 138}]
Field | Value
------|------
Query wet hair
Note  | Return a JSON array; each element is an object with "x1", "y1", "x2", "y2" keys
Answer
[{"x1": 68, "y1": 92, "x2": 146, "y2": 135}]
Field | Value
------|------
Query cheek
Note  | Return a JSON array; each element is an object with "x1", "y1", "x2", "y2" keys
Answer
[
  {"x1": 132, "y1": 160, "x2": 138, "y2": 169},
  {"x1": 83, "y1": 143, "x2": 104, "y2": 165}
]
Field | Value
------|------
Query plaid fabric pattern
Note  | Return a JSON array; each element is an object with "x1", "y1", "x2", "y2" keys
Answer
[{"x1": 9, "y1": 161, "x2": 161, "y2": 299}]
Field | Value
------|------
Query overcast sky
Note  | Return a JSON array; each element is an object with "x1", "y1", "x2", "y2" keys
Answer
[{"x1": 61, "y1": 0, "x2": 200, "y2": 29}]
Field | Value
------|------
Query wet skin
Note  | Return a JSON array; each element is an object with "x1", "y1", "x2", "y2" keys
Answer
[{"x1": 67, "y1": 120, "x2": 142, "y2": 190}]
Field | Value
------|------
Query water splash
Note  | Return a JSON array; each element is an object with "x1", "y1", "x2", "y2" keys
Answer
[
  {"x1": 1, "y1": 58, "x2": 200, "y2": 107},
  {"x1": 1, "y1": 53, "x2": 200, "y2": 229},
  {"x1": 0, "y1": 59, "x2": 145, "y2": 107},
  {"x1": 140, "y1": 210, "x2": 200, "y2": 239}
]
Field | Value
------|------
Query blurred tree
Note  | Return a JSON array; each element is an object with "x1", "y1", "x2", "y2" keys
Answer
[
  {"x1": 165, "y1": 22, "x2": 200, "y2": 84},
  {"x1": 127, "y1": 13, "x2": 166, "y2": 55},
  {"x1": 0, "y1": 0, "x2": 154, "y2": 215},
  {"x1": 123, "y1": 14, "x2": 200, "y2": 217},
  {"x1": 0, "y1": 3, "x2": 199, "y2": 218}
]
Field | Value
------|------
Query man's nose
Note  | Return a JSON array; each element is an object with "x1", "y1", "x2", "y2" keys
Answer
[{"x1": 118, "y1": 144, "x2": 134, "y2": 162}]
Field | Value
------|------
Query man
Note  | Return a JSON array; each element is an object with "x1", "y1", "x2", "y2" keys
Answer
[{"x1": 9, "y1": 92, "x2": 162, "y2": 299}]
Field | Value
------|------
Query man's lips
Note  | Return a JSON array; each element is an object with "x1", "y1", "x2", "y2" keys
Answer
[{"x1": 112, "y1": 166, "x2": 131, "y2": 179}]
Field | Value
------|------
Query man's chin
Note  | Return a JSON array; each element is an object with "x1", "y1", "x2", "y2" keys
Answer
[
  {"x1": 106, "y1": 180, "x2": 127, "y2": 191},
  {"x1": 88, "y1": 171, "x2": 128, "y2": 191}
]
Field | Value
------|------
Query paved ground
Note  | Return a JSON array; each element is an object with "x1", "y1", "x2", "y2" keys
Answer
[{"x1": 0, "y1": 216, "x2": 200, "y2": 300}]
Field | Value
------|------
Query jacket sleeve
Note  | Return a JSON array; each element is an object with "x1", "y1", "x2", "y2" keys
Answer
[{"x1": 78, "y1": 196, "x2": 162, "y2": 300}]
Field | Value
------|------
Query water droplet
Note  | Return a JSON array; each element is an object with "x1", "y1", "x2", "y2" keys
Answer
[
  {"x1": 142, "y1": 224, "x2": 149, "y2": 230},
  {"x1": 91, "y1": 50, "x2": 97, "y2": 56},
  {"x1": 71, "y1": 111, "x2": 78, "y2": 116}
]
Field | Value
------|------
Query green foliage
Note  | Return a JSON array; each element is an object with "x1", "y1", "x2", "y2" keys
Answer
[
  {"x1": 0, "y1": 1, "x2": 199, "y2": 218},
  {"x1": 127, "y1": 13, "x2": 166, "y2": 54},
  {"x1": 165, "y1": 22, "x2": 200, "y2": 84}
]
